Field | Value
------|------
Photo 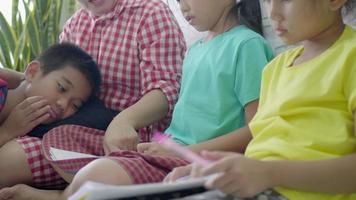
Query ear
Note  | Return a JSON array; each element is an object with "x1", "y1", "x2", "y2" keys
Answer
[
  {"x1": 24, "y1": 61, "x2": 42, "y2": 82},
  {"x1": 328, "y1": 0, "x2": 348, "y2": 11}
]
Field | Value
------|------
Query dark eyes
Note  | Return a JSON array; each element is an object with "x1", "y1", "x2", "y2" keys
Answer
[{"x1": 57, "y1": 82, "x2": 67, "y2": 92}]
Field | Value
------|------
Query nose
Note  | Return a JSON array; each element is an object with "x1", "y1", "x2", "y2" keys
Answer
[
  {"x1": 56, "y1": 96, "x2": 69, "y2": 113},
  {"x1": 178, "y1": 0, "x2": 189, "y2": 13},
  {"x1": 266, "y1": 0, "x2": 283, "y2": 23}
]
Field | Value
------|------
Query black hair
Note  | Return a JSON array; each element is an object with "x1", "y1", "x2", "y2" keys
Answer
[
  {"x1": 344, "y1": 0, "x2": 356, "y2": 14},
  {"x1": 232, "y1": 0, "x2": 263, "y2": 35},
  {"x1": 36, "y1": 43, "x2": 101, "y2": 96}
]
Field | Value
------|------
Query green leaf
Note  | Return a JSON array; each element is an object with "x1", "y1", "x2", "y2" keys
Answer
[
  {"x1": 0, "y1": 31, "x2": 13, "y2": 68},
  {"x1": 25, "y1": 11, "x2": 41, "y2": 56},
  {"x1": 11, "y1": 0, "x2": 20, "y2": 36},
  {"x1": 14, "y1": 30, "x2": 27, "y2": 67},
  {"x1": 0, "y1": 13, "x2": 17, "y2": 52}
]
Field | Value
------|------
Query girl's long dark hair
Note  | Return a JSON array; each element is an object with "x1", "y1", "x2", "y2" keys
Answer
[{"x1": 232, "y1": 0, "x2": 263, "y2": 35}]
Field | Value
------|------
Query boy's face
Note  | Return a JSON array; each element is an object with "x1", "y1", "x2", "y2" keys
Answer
[
  {"x1": 25, "y1": 63, "x2": 92, "y2": 124},
  {"x1": 262, "y1": 0, "x2": 342, "y2": 44},
  {"x1": 77, "y1": 0, "x2": 117, "y2": 16}
]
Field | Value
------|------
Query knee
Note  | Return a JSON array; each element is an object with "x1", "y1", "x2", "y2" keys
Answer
[
  {"x1": 0, "y1": 140, "x2": 32, "y2": 188},
  {"x1": 70, "y1": 158, "x2": 132, "y2": 192}
]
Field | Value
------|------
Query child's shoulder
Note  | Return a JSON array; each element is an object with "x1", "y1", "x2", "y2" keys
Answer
[
  {"x1": 228, "y1": 25, "x2": 266, "y2": 43},
  {"x1": 339, "y1": 26, "x2": 356, "y2": 49}
]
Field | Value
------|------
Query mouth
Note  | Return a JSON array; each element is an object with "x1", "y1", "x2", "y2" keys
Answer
[
  {"x1": 184, "y1": 15, "x2": 194, "y2": 24},
  {"x1": 49, "y1": 107, "x2": 61, "y2": 120},
  {"x1": 274, "y1": 27, "x2": 287, "y2": 36}
]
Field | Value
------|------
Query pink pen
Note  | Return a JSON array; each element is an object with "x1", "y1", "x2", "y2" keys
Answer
[{"x1": 153, "y1": 132, "x2": 211, "y2": 165}]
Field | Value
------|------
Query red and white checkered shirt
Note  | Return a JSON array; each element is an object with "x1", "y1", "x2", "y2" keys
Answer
[{"x1": 60, "y1": 0, "x2": 186, "y2": 140}]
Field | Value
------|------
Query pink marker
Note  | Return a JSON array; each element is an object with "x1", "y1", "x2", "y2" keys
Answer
[{"x1": 153, "y1": 132, "x2": 211, "y2": 165}]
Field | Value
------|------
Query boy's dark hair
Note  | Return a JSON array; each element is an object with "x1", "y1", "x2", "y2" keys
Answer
[
  {"x1": 232, "y1": 0, "x2": 263, "y2": 35},
  {"x1": 36, "y1": 43, "x2": 101, "y2": 96}
]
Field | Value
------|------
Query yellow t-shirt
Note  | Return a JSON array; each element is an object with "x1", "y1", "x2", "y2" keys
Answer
[{"x1": 245, "y1": 26, "x2": 356, "y2": 200}]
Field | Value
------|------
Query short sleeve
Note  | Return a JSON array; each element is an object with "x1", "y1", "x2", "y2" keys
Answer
[{"x1": 235, "y1": 38, "x2": 274, "y2": 106}]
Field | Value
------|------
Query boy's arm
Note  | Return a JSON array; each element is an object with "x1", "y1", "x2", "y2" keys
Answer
[
  {"x1": 0, "y1": 128, "x2": 14, "y2": 146},
  {"x1": 188, "y1": 100, "x2": 258, "y2": 154},
  {"x1": 0, "y1": 96, "x2": 50, "y2": 147},
  {"x1": 0, "y1": 68, "x2": 24, "y2": 89}
]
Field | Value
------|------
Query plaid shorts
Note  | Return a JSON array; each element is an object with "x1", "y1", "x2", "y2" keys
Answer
[{"x1": 16, "y1": 136, "x2": 68, "y2": 189}]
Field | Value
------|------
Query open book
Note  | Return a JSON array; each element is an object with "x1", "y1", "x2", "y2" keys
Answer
[
  {"x1": 49, "y1": 147, "x2": 98, "y2": 160},
  {"x1": 50, "y1": 147, "x2": 221, "y2": 199},
  {"x1": 68, "y1": 175, "x2": 221, "y2": 200}
]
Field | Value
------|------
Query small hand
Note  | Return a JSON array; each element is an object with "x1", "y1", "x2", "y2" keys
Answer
[
  {"x1": 2, "y1": 96, "x2": 50, "y2": 138},
  {"x1": 195, "y1": 151, "x2": 270, "y2": 198},
  {"x1": 103, "y1": 117, "x2": 139, "y2": 154},
  {"x1": 164, "y1": 164, "x2": 193, "y2": 183},
  {"x1": 137, "y1": 142, "x2": 177, "y2": 156}
]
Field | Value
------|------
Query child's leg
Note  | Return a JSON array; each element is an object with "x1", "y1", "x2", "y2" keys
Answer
[
  {"x1": 0, "y1": 140, "x2": 32, "y2": 188},
  {"x1": 66, "y1": 158, "x2": 133, "y2": 195},
  {"x1": 0, "y1": 137, "x2": 67, "y2": 189},
  {"x1": 0, "y1": 158, "x2": 133, "y2": 200}
]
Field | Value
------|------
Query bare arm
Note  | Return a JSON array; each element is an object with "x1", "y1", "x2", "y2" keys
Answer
[
  {"x1": 0, "y1": 130, "x2": 13, "y2": 147},
  {"x1": 0, "y1": 68, "x2": 24, "y2": 89},
  {"x1": 114, "y1": 89, "x2": 169, "y2": 129},
  {"x1": 188, "y1": 100, "x2": 258, "y2": 154},
  {"x1": 104, "y1": 89, "x2": 169, "y2": 152}
]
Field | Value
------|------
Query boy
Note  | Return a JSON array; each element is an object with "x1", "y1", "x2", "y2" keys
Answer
[{"x1": 0, "y1": 43, "x2": 101, "y2": 147}]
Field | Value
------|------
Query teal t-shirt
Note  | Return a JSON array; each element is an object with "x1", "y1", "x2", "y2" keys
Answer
[{"x1": 166, "y1": 25, "x2": 274, "y2": 145}]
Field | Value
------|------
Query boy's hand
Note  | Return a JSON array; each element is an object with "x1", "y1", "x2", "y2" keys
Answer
[{"x1": 2, "y1": 96, "x2": 50, "y2": 138}]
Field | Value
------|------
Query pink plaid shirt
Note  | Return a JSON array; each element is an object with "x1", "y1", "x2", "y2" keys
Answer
[{"x1": 60, "y1": 0, "x2": 186, "y2": 140}]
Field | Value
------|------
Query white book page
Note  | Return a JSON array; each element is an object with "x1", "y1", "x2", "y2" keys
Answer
[
  {"x1": 69, "y1": 174, "x2": 219, "y2": 200},
  {"x1": 49, "y1": 147, "x2": 98, "y2": 161}
]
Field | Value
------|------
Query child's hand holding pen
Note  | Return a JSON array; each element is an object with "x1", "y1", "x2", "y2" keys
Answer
[{"x1": 154, "y1": 132, "x2": 224, "y2": 185}]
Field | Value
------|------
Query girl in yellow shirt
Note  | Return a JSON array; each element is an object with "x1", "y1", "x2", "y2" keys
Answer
[{"x1": 167, "y1": 0, "x2": 356, "y2": 200}]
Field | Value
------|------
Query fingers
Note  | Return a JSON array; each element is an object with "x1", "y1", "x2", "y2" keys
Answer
[
  {"x1": 18, "y1": 96, "x2": 47, "y2": 110},
  {"x1": 27, "y1": 112, "x2": 50, "y2": 129},
  {"x1": 137, "y1": 143, "x2": 150, "y2": 153},
  {"x1": 103, "y1": 140, "x2": 120, "y2": 155},
  {"x1": 201, "y1": 157, "x2": 233, "y2": 176},
  {"x1": 17, "y1": 97, "x2": 50, "y2": 119},
  {"x1": 205, "y1": 173, "x2": 230, "y2": 189},
  {"x1": 164, "y1": 165, "x2": 193, "y2": 182}
]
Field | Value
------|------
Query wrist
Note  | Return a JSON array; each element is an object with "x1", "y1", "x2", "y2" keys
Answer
[
  {"x1": 263, "y1": 160, "x2": 283, "y2": 188},
  {"x1": 0, "y1": 126, "x2": 13, "y2": 144}
]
